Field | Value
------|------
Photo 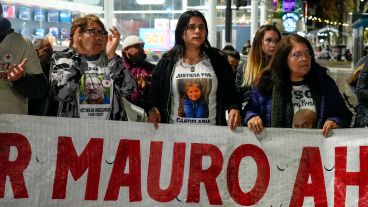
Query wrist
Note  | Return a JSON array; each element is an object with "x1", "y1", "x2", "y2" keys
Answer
[{"x1": 149, "y1": 107, "x2": 159, "y2": 115}]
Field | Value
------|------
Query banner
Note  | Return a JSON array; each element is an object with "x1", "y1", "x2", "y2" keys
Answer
[{"x1": 0, "y1": 114, "x2": 368, "y2": 206}]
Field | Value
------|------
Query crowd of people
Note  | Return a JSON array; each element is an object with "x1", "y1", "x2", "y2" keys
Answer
[{"x1": 2, "y1": 3, "x2": 364, "y2": 137}]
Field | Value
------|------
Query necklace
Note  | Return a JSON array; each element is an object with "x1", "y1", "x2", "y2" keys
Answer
[{"x1": 180, "y1": 58, "x2": 200, "y2": 73}]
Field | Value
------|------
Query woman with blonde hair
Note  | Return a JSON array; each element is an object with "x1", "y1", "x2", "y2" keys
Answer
[{"x1": 236, "y1": 24, "x2": 281, "y2": 104}]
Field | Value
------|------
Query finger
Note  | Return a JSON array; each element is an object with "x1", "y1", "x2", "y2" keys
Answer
[
  {"x1": 153, "y1": 121, "x2": 159, "y2": 130},
  {"x1": 228, "y1": 114, "x2": 235, "y2": 131},
  {"x1": 322, "y1": 124, "x2": 330, "y2": 137},
  {"x1": 18, "y1": 58, "x2": 28, "y2": 69}
]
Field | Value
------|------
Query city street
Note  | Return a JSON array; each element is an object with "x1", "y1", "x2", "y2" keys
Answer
[{"x1": 317, "y1": 59, "x2": 357, "y2": 115}]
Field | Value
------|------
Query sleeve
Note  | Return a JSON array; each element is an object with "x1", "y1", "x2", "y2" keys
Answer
[
  {"x1": 110, "y1": 55, "x2": 139, "y2": 101},
  {"x1": 144, "y1": 58, "x2": 165, "y2": 114},
  {"x1": 356, "y1": 63, "x2": 368, "y2": 103},
  {"x1": 324, "y1": 76, "x2": 352, "y2": 128},
  {"x1": 243, "y1": 86, "x2": 262, "y2": 125},
  {"x1": 12, "y1": 37, "x2": 47, "y2": 99},
  {"x1": 220, "y1": 54, "x2": 241, "y2": 111}
]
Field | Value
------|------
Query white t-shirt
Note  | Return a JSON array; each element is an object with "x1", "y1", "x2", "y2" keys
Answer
[
  {"x1": 0, "y1": 32, "x2": 43, "y2": 114},
  {"x1": 170, "y1": 57, "x2": 218, "y2": 124},
  {"x1": 78, "y1": 56, "x2": 113, "y2": 120},
  {"x1": 291, "y1": 82, "x2": 316, "y2": 128}
]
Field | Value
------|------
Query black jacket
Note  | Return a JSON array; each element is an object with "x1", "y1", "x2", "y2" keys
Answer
[
  {"x1": 356, "y1": 62, "x2": 368, "y2": 127},
  {"x1": 144, "y1": 47, "x2": 241, "y2": 125}
]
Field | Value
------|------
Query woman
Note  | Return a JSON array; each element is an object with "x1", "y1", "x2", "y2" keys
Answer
[
  {"x1": 355, "y1": 59, "x2": 368, "y2": 127},
  {"x1": 236, "y1": 25, "x2": 281, "y2": 104},
  {"x1": 144, "y1": 10, "x2": 241, "y2": 130},
  {"x1": 47, "y1": 14, "x2": 136, "y2": 120},
  {"x1": 244, "y1": 34, "x2": 352, "y2": 137}
]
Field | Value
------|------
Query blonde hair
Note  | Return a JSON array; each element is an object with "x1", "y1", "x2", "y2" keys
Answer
[{"x1": 242, "y1": 25, "x2": 280, "y2": 87}]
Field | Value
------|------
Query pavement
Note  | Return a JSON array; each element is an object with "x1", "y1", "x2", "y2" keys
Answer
[{"x1": 316, "y1": 59, "x2": 357, "y2": 118}]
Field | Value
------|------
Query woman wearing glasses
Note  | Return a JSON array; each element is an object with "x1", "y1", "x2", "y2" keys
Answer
[
  {"x1": 244, "y1": 34, "x2": 352, "y2": 137},
  {"x1": 236, "y1": 24, "x2": 281, "y2": 104},
  {"x1": 144, "y1": 10, "x2": 241, "y2": 130},
  {"x1": 47, "y1": 14, "x2": 136, "y2": 120}
]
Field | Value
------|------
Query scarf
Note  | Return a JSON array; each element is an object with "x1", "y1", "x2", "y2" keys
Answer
[{"x1": 271, "y1": 86, "x2": 321, "y2": 128}]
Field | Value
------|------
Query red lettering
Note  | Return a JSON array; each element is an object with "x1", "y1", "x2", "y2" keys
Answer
[
  {"x1": 227, "y1": 144, "x2": 270, "y2": 206},
  {"x1": 52, "y1": 137, "x2": 103, "y2": 200},
  {"x1": 186, "y1": 143, "x2": 224, "y2": 205},
  {"x1": 147, "y1": 142, "x2": 186, "y2": 202},
  {"x1": 290, "y1": 147, "x2": 327, "y2": 207},
  {"x1": 0, "y1": 133, "x2": 31, "y2": 198},
  {"x1": 104, "y1": 139, "x2": 142, "y2": 201},
  {"x1": 334, "y1": 146, "x2": 368, "y2": 207}
]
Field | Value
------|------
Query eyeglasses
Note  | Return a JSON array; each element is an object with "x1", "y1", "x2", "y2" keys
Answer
[
  {"x1": 290, "y1": 50, "x2": 313, "y2": 61},
  {"x1": 83, "y1": 29, "x2": 108, "y2": 37},
  {"x1": 186, "y1": 24, "x2": 205, "y2": 31},
  {"x1": 264, "y1": 37, "x2": 280, "y2": 45},
  {"x1": 85, "y1": 82, "x2": 102, "y2": 89}
]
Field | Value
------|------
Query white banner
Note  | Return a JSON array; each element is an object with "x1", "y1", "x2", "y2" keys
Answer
[{"x1": 0, "y1": 114, "x2": 367, "y2": 206}]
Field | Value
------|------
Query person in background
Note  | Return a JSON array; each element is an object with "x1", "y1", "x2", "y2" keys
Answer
[
  {"x1": 242, "y1": 40, "x2": 251, "y2": 55},
  {"x1": 236, "y1": 25, "x2": 281, "y2": 104},
  {"x1": 121, "y1": 35, "x2": 155, "y2": 108},
  {"x1": 47, "y1": 14, "x2": 136, "y2": 120},
  {"x1": 145, "y1": 10, "x2": 241, "y2": 130},
  {"x1": 28, "y1": 38, "x2": 53, "y2": 115},
  {"x1": 354, "y1": 58, "x2": 368, "y2": 127},
  {"x1": 0, "y1": 4, "x2": 47, "y2": 115},
  {"x1": 221, "y1": 44, "x2": 240, "y2": 75},
  {"x1": 244, "y1": 34, "x2": 352, "y2": 137}
]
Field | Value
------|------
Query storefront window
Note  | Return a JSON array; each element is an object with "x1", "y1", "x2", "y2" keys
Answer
[{"x1": 3, "y1": 0, "x2": 103, "y2": 48}]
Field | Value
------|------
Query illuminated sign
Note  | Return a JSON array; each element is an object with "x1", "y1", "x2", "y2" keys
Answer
[
  {"x1": 282, "y1": 13, "x2": 299, "y2": 32},
  {"x1": 283, "y1": 0, "x2": 296, "y2": 12},
  {"x1": 139, "y1": 28, "x2": 174, "y2": 51}
]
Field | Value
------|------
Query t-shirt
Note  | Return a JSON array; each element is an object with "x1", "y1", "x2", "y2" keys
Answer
[
  {"x1": 0, "y1": 32, "x2": 43, "y2": 114},
  {"x1": 170, "y1": 57, "x2": 218, "y2": 124},
  {"x1": 291, "y1": 81, "x2": 316, "y2": 128},
  {"x1": 78, "y1": 56, "x2": 112, "y2": 120}
]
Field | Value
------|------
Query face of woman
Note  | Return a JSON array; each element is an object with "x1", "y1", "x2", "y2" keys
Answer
[
  {"x1": 287, "y1": 42, "x2": 312, "y2": 82},
  {"x1": 77, "y1": 22, "x2": 107, "y2": 56},
  {"x1": 261, "y1": 30, "x2": 280, "y2": 56},
  {"x1": 182, "y1": 17, "x2": 206, "y2": 49}
]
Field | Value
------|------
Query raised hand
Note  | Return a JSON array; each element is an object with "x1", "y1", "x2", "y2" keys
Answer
[
  {"x1": 7, "y1": 58, "x2": 28, "y2": 81},
  {"x1": 106, "y1": 26, "x2": 120, "y2": 59}
]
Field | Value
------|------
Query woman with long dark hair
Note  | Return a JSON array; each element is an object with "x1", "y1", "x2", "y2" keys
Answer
[
  {"x1": 145, "y1": 10, "x2": 241, "y2": 130},
  {"x1": 244, "y1": 34, "x2": 352, "y2": 137}
]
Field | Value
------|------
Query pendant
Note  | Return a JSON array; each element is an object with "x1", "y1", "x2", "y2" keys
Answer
[{"x1": 190, "y1": 66, "x2": 195, "y2": 72}]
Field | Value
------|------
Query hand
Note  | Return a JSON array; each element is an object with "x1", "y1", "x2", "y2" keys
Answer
[
  {"x1": 7, "y1": 58, "x2": 27, "y2": 81},
  {"x1": 322, "y1": 119, "x2": 339, "y2": 138},
  {"x1": 137, "y1": 75, "x2": 147, "y2": 90},
  {"x1": 147, "y1": 107, "x2": 161, "y2": 129},
  {"x1": 247, "y1": 116, "x2": 264, "y2": 135},
  {"x1": 228, "y1": 109, "x2": 240, "y2": 131},
  {"x1": 106, "y1": 26, "x2": 120, "y2": 60}
]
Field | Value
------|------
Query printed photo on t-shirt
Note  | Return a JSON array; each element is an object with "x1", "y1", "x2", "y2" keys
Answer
[
  {"x1": 293, "y1": 109, "x2": 316, "y2": 128},
  {"x1": 80, "y1": 73, "x2": 111, "y2": 104},
  {"x1": 177, "y1": 79, "x2": 211, "y2": 119}
]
